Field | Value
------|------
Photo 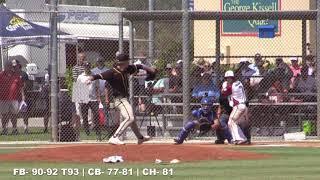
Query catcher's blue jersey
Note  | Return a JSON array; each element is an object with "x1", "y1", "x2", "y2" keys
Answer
[{"x1": 192, "y1": 109, "x2": 216, "y2": 124}]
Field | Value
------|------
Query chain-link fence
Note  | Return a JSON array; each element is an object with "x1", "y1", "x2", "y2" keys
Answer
[{"x1": 0, "y1": 0, "x2": 319, "y2": 143}]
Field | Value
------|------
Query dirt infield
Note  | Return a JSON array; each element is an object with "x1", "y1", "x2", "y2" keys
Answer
[{"x1": 0, "y1": 144, "x2": 270, "y2": 163}]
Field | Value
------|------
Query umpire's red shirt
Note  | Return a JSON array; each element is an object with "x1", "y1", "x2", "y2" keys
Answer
[{"x1": 0, "y1": 71, "x2": 23, "y2": 101}]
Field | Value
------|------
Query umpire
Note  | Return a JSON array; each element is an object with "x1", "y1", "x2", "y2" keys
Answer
[{"x1": 88, "y1": 53, "x2": 157, "y2": 145}]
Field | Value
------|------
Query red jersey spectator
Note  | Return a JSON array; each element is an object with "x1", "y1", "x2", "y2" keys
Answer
[{"x1": 0, "y1": 62, "x2": 24, "y2": 135}]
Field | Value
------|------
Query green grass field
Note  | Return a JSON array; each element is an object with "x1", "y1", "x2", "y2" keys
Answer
[{"x1": 0, "y1": 146, "x2": 319, "y2": 180}]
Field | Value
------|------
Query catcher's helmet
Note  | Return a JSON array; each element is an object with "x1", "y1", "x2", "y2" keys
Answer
[{"x1": 201, "y1": 97, "x2": 213, "y2": 114}]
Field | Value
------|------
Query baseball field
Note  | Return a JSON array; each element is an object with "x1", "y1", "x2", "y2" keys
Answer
[{"x1": 0, "y1": 142, "x2": 319, "y2": 180}]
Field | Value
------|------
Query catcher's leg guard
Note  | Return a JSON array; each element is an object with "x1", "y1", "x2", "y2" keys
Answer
[
  {"x1": 239, "y1": 121, "x2": 251, "y2": 144},
  {"x1": 175, "y1": 121, "x2": 196, "y2": 144},
  {"x1": 219, "y1": 114, "x2": 232, "y2": 143}
]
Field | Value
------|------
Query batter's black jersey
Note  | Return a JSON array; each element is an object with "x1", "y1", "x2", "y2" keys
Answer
[
  {"x1": 93, "y1": 64, "x2": 142, "y2": 98},
  {"x1": 219, "y1": 96, "x2": 233, "y2": 115}
]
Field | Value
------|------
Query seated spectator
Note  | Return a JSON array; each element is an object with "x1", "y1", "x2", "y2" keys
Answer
[
  {"x1": 257, "y1": 57, "x2": 293, "y2": 95},
  {"x1": 201, "y1": 61, "x2": 213, "y2": 76},
  {"x1": 293, "y1": 66, "x2": 316, "y2": 102},
  {"x1": 249, "y1": 54, "x2": 265, "y2": 87},
  {"x1": 192, "y1": 73, "x2": 220, "y2": 102},
  {"x1": 305, "y1": 55, "x2": 316, "y2": 76},
  {"x1": 266, "y1": 80, "x2": 284, "y2": 103},
  {"x1": 289, "y1": 57, "x2": 301, "y2": 88},
  {"x1": 248, "y1": 53, "x2": 262, "y2": 74},
  {"x1": 239, "y1": 58, "x2": 256, "y2": 82},
  {"x1": 276, "y1": 57, "x2": 293, "y2": 93}
]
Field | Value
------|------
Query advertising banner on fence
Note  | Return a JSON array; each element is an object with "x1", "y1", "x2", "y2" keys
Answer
[{"x1": 221, "y1": 0, "x2": 282, "y2": 36}]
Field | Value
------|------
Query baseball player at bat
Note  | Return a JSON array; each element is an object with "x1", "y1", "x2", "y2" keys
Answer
[
  {"x1": 87, "y1": 53, "x2": 157, "y2": 145},
  {"x1": 174, "y1": 97, "x2": 230, "y2": 144},
  {"x1": 222, "y1": 70, "x2": 250, "y2": 145}
]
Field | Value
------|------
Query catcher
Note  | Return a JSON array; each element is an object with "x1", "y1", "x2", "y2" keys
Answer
[{"x1": 174, "y1": 97, "x2": 230, "y2": 144}]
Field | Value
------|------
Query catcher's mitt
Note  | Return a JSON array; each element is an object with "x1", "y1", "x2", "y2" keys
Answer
[{"x1": 198, "y1": 118, "x2": 211, "y2": 133}]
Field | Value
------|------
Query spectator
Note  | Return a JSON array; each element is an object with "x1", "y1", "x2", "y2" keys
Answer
[
  {"x1": 134, "y1": 57, "x2": 151, "y2": 95},
  {"x1": 170, "y1": 60, "x2": 183, "y2": 93},
  {"x1": 12, "y1": 60, "x2": 30, "y2": 134},
  {"x1": 267, "y1": 80, "x2": 284, "y2": 103},
  {"x1": 192, "y1": 73, "x2": 220, "y2": 102},
  {"x1": 152, "y1": 63, "x2": 172, "y2": 94},
  {"x1": 91, "y1": 57, "x2": 110, "y2": 105},
  {"x1": 91, "y1": 57, "x2": 108, "y2": 93},
  {"x1": 305, "y1": 55, "x2": 316, "y2": 76},
  {"x1": 276, "y1": 57, "x2": 293, "y2": 93},
  {"x1": 76, "y1": 62, "x2": 101, "y2": 139},
  {"x1": 72, "y1": 52, "x2": 86, "y2": 121},
  {"x1": 0, "y1": 62, "x2": 24, "y2": 135},
  {"x1": 72, "y1": 52, "x2": 86, "y2": 81},
  {"x1": 248, "y1": 53, "x2": 262, "y2": 74},
  {"x1": 237, "y1": 58, "x2": 256, "y2": 100},
  {"x1": 201, "y1": 61, "x2": 213, "y2": 76},
  {"x1": 239, "y1": 58, "x2": 256, "y2": 82},
  {"x1": 170, "y1": 61, "x2": 183, "y2": 113},
  {"x1": 289, "y1": 57, "x2": 301, "y2": 88},
  {"x1": 293, "y1": 66, "x2": 316, "y2": 102}
]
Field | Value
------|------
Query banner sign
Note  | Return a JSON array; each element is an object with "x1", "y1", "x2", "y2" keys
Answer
[{"x1": 221, "y1": 0, "x2": 281, "y2": 36}]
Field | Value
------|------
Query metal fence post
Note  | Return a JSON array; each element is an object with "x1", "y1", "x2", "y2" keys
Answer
[
  {"x1": 129, "y1": 20, "x2": 134, "y2": 108},
  {"x1": 50, "y1": 0, "x2": 59, "y2": 142},
  {"x1": 119, "y1": 13, "x2": 124, "y2": 54},
  {"x1": 148, "y1": 0, "x2": 155, "y2": 62},
  {"x1": 317, "y1": 0, "x2": 320, "y2": 138},
  {"x1": 215, "y1": 20, "x2": 221, "y2": 86},
  {"x1": 302, "y1": 20, "x2": 307, "y2": 64},
  {"x1": 182, "y1": 0, "x2": 191, "y2": 124}
]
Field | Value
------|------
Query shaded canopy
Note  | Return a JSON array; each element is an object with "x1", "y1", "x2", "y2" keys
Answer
[{"x1": 0, "y1": 4, "x2": 74, "y2": 46}]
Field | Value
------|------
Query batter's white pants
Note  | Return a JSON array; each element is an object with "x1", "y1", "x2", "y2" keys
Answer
[
  {"x1": 228, "y1": 104, "x2": 248, "y2": 142},
  {"x1": 112, "y1": 97, "x2": 143, "y2": 139}
]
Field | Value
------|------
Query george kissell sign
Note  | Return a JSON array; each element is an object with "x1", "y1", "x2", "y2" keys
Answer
[{"x1": 221, "y1": 0, "x2": 281, "y2": 36}]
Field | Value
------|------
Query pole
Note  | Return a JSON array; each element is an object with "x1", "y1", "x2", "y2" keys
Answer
[
  {"x1": 215, "y1": 20, "x2": 221, "y2": 86},
  {"x1": 148, "y1": 0, "x2": 155, "y2": 62},
  {"x1": 302, "y1": 20, "x2": 307, "y2": 64},
  {"x1": 129, "y1": 21, "x2": 134, "y2": 108},
  {"x1": 182, "y1": 0, "x2": 191, "y2": 124},
  {"x1": 316, "y1": 0, "x2": 320, "y2": 138},
  {"x1": 0, "y1": 46, "x2": 4, "y2": 71},
  {"x1": 119, "y1": 13, "x2": 124, "y2": 54},
  {"x1": 86, "y1": 0, "x2": 91, "y2": 6},
  {"x1": 50, "y1": 0, "x2": 59, "y2": 142}
]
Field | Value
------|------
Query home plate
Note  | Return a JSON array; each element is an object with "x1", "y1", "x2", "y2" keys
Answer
[{"x1": 253, "y1": 144, "x2": 292, "y2": 147}]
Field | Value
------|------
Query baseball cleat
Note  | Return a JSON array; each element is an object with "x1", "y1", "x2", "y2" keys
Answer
[
  {"x1": 214, "y1": 139, "x2": 225, "y2": 144},
  {"x1": 108, "y1": 137, "x2": 125, "y2": 145},
  {"x1": 235, "y1": 140, "x2": 250, "y2": 145},
  {"x1": 138, "y1": 136, "x2": 151, "y2": 145},
  {"x1": 173, "y1": 138, "x2": 183, "y2": 145}
]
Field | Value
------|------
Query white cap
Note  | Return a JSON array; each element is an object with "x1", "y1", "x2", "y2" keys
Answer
[
  {"x1": 176, "y1": 59, "x2": 183, "y2": 64},
  {"x1": 240, "y1": 58, "x2": 250, "y2": 63},
  {"x1": 166, "y1": 64, "x2": 172, "y2": 69},
  {"x1": 225, "y1": 70, "x2": 234, "y2": 77},
  {"x1": 290, "y1": 57, "x2": 298, "y2": 61}
]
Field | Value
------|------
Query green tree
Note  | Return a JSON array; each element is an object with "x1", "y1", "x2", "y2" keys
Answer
[{"x1": 0, "y1": 0, "x2": 5, "y2": 4}]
